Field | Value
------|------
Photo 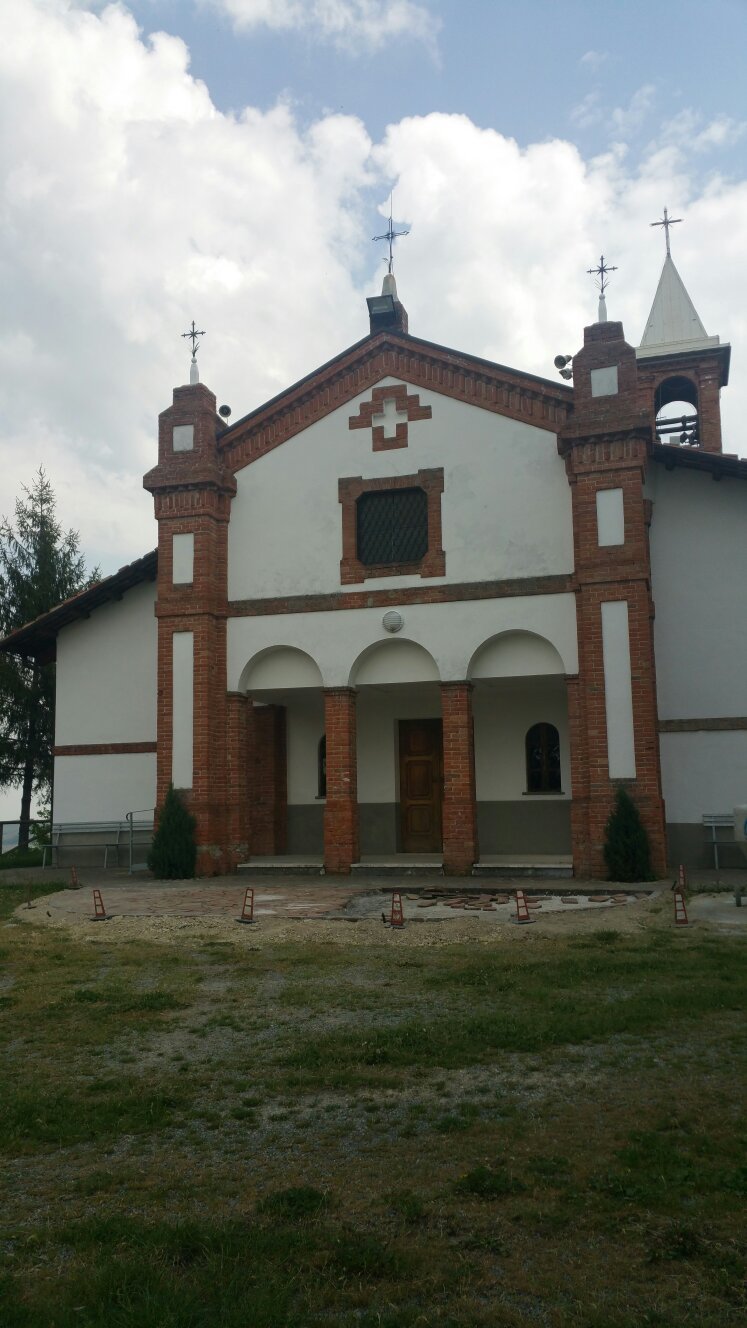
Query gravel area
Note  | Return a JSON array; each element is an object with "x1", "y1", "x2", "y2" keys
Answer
[{"x1": 13, "y1": 885, "x2": 672, "y2": 946}]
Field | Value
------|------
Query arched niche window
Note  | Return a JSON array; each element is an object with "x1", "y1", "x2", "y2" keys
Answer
[
  {"x1": 654, "y1": 375, "x2": 699, "y2": 447},
  {"x1": 317, "y1": 735, "x2": 326, "y2": 799},
  {"x1": 525, "y1": 723, "x2": 561, "y2": 794}
]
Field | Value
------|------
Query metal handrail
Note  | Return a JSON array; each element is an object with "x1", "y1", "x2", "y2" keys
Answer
[{"x1": 126, "y1": 808, "x2": 155, "y2": 874}]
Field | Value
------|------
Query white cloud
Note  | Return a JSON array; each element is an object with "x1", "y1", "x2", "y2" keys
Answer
[
  {"x1": 609, "y1": 84, "x2": 656, "y2": 138},
  {"x1": 654, "y1": 109, "x2": 747, "y2": 154},
  {"x1": 570, "y1": 90, "x2": 602, "y2": 129},
  {"x1": 201, "y1": 0, "x2": 440, "y2": 54},
  {"x1": 1, "y1": 0, "x2": 746, "y2": 590},
  {"x1": 580, "y1": 49, "x2": 607, "y2": 71}
]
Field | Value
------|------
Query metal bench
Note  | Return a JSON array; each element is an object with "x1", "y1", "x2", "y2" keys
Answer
[
  {"x1": 702, "y1": 814, "x2": 739, "y2": 870},
  {"x1": 43, "y1": 822, "x2": 125, "y2": 869}
]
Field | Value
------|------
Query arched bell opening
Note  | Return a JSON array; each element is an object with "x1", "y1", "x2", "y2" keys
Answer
[{"x1": 654, "y1": 375, "x2": 699, "y2": 447}]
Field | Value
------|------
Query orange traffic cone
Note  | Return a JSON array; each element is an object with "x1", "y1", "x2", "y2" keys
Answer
[{"x1": 389, "y1": 891, "x2": 405, "y2": 928}]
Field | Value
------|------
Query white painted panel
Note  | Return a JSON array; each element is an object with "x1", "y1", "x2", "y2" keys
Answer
[
  {"x1": 473, "y1": 677, "x2": 570, "y2": 800},
  {"x1": 55, "y1": 582, "x2": 157, "y2": 745},
  {"x1": 601, "y1": 600, "x2": 636, "y2": 779},
  {"x1": 660, "y1": 732, "x2": 747, "y2": 822},
  {"x1": 228, "y1": 593, "x2": 578, "y2": 691},
  {"x1": 172, "y1": 632, "x2": 193, "y2": 789},
  {"x1": 596, "y1": 488, "x2": 625, "y2": 546},
  {"x1": 284, "y1": 693, "x2": 325, "y2": 804},
  {"x1": 54, "y1": 753, "x2": 156, "y2": 822},
  {"x1": 228, "y1": 377, "x2": 574, "y2": 600},
  {"x1": 650, "y1": 467, "x2": 747, "y2": 719},
  {"x1": 172, "y1": 533, "x2": 194, "y2": 584},
  {"x1": 590, "y1": 365, "x2": 618, "y2": 397},
  {"x1": 173, "y1": 424, "x2": 194, "y2": 452}
]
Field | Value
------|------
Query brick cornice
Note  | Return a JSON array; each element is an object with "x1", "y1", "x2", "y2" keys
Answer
[
  {"x1": 54, "y1": 742, "x2": 157, "y2": 757},
  {"x1": 659, "y1": 716, "x2": 747, "y2": 733},
  {"x1": 228, "y1": 573, "x2": 575, "y2": 618},
  {"x1": 218, "y1": 332, "x2": 572, "y2": 474}
]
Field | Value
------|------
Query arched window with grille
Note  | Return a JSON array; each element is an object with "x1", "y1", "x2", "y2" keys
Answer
[
  {"x1": 317, "y1": 735, "x2": 326, "y2": 799},
  {"x1": 525, "y1": 722, "x2": 561, "y2": 793}
]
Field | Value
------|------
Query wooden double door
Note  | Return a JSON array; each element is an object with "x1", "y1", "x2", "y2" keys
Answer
[{"x1": 399, "y1": 719, "x2": 443, "y2": 853}]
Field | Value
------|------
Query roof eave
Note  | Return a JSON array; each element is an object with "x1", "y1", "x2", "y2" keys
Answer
[{"x1": 0, "y1": 549, "x2": 158, "y2": 661}]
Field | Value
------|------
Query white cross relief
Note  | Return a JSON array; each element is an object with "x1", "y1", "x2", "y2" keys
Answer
[{"x1": 371, "y1": 396, "x2": 409, "y2": 440}]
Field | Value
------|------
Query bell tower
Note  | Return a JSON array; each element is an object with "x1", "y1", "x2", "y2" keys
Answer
[{"x1": 636, "y1": 211, "x2": 730, "y2": 453}]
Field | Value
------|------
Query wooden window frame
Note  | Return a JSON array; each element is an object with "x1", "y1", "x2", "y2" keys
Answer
[{"x1": 338, "y1": 468, "x2": 445, "y2": 585}]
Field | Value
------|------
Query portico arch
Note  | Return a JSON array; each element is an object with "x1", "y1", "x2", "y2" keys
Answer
[
  {"x1": 239, "y1": 645, "x2": 323, "y2": 693},
  {"x1": 349, "y1": 637, "x2": 440, "y2": 687},
  {"x1": 468, "y1": 629, "x2": 565, "y2": 680},
  {"x1": 468, "y1": 630, "x2": 571, "y2": 862}
]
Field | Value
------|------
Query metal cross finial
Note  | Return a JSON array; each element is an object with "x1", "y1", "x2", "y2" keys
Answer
[
  {"x1": 372, "y1": 195, "x2": 409, "y2": 274},
  {"x1": 587, "y1": 254, "x2": 618, "y2": 296},
  {"x1": 650, "y1": 206, "x2": 682, "y2": 256},
  {"x1": 181, "y1": 320, "x2": 206, "y2": 358}
]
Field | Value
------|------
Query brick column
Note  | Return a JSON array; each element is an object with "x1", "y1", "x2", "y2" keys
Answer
[
  {"x1": 226, "y1": 691, "x2": 251, "y2": 869},
  {"x1": 565, "y1": 673, "x2": 592, "y2": 878},
  {"x1": 441, "y1": 681, "x2": 478, "y2": 875},
  {"x1": 250, "y1": 705, "x2": 287, "y2": 855},
  {"x1": 323, "y1": 688, "x2": 359, "y2": 874}
]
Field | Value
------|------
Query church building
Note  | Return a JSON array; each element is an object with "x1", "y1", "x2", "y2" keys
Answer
[{"x1": 3, "y1": 231, "x2": 745, "y2": 877}]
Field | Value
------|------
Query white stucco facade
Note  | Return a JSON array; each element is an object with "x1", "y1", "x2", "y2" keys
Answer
[
  {"x1": 650, "y1": 467, "x2": 747, "y2": 721},
  {"x1": 54, "y1": 753, "x2": 156, "y2": 823},
  {"x1": 227, "y1": 378, "x2": 574, "y2": 600},
  {"x1": 55, "y1": 581, "x2": 157, "y2": 745},
  {"x1": 229, "y1": 594, "x2": 579, "y2": 692},
  {"x1": 659, "y1": 732, "x2": 747, "y2": 823}
]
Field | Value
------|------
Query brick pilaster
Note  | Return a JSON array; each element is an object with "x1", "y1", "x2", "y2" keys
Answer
[
  {"x1": 441, "y1": 681, "x2": 478, "y2": 875},
  {"x1": 323, "y1": 688, "x2": 359, "y2": 874},
  {"x1": 144, "y1": 382, "x2": 237, "y2": 876},
  {"x1": 561, "y1": 320, "x2": 667, "y2": 879}
]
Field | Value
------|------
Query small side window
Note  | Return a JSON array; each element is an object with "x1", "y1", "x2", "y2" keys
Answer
[{"x1": 525, "y1": 723, "x2": 561, "y2": 793}]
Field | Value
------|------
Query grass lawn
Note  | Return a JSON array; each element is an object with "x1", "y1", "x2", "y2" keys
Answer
[{"x1": 1, "y1": 882, "x2": 745, "y2": 1327}]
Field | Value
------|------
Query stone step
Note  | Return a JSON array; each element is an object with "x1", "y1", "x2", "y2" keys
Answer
[
  {"x1": 237, "y1": 861, "x2": 324, "y2": 877},
  {"x1": 351, "y1": 861, "x2": 445, "y2": 878},
  {"x1": 472, "y1": 863, "x2": 574, "y2": 879}
]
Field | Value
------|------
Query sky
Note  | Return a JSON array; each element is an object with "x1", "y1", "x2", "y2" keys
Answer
[{"x1": 1, "y1": 0, "x2": 746, "y2": 820}]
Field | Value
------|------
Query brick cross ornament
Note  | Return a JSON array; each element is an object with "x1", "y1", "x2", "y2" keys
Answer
[{"x1": 348, "y1": 384, "x2": 432, "y2": 451}]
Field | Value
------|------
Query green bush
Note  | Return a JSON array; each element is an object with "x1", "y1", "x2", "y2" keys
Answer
[
  {"x1": 604, "y1": 786, "x2": 654, "y2": 882},
  {"x1": 147, "y1": 785, "x2": 197, "y2": 880}
]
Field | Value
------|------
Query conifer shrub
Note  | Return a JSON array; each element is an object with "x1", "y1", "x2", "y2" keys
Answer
[
  {"x1": 603, "y1": 786, "x2": 654, "y2": 882},
  {"x1": 147, "y1": 784, "x2": 197, "y2": 879}
]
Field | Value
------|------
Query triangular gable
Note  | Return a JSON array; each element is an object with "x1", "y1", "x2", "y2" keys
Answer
[{"x1": 218, "y1": 330, "x2": 572, "y2": 474}]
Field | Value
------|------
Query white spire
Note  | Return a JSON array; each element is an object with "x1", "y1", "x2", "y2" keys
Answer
[
  {"x1": 597, "y1": 293, "x2": 608, "y2": 323},
  {"x1": 382, "y1": 271, "x2": 398, "y2": 298},
  {"x1": 638, "y1": 254, "x2": 719, "y2": 356},
  {"x1": 189, "y1": 355, "x2": 199, "y2": 385}
]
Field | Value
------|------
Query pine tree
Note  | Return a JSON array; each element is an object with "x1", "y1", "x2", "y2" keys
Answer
[
  {"x1": 603, "y1": 786, "x2": 654, "y2": 883},
  {"x1": 147, "y1": 785, "x2": 197, "y2": 879},
  {"x1": 0, "y1": 470, "x2": 98, "y2": 847}
]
